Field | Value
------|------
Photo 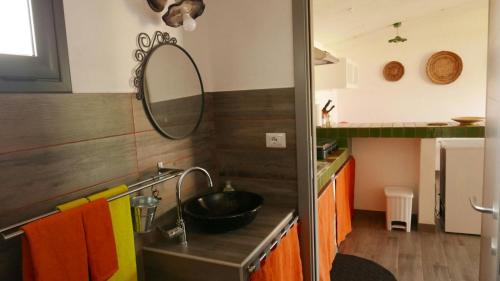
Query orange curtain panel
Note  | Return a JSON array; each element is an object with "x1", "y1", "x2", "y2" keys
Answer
[
  {"x1": 346, "y1": 157, "x2": 356, "y2": 218},
  {"x1": 318, "y1": 181, "x2": 336, "y2": 281},
  {"x1": 336, "y1": 163, "x2": 352, "y2": 244},
  {"x1": 249, "y1": 224, "x2": 303, "y2": 281}
]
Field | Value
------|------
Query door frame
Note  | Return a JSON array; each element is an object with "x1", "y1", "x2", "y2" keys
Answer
[{"x1": 292, "y1": 0, "x2": 319, "y2": 281}]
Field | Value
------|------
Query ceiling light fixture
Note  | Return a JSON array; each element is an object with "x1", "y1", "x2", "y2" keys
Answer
[
  {"x1": 147, "y1": 0, "x2": 205, "y2": 32},
  {"x1": 388, "y1": 22, "x2": 407, "y2": 43}
]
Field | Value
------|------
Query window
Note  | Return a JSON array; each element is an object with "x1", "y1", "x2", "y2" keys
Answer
[{"x1": 0, "y1": 0, "x2": 71, "y2": 93}]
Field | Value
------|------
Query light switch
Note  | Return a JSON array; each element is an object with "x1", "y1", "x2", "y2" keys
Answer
[{"x1": 266, "y1": 133, "x2": 286, "y2": 148}]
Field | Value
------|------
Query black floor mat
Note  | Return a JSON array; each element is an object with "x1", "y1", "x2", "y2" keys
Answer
[{"x1": 330, "y1": 254, "x2": 397, "y2": 281}]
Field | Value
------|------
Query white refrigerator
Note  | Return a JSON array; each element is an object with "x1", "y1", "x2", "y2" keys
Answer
[{"x1": 440, "y1": 139, "x2": 485, "y2": 235}]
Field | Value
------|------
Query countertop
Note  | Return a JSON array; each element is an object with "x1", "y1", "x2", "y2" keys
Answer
[
  {"x1": 317, "y1": 148, "x2": 350, "y2": 194},
  {"x1": 317, "y1": 122, "x2": 485, "y2": 139},
  {"x1": 143, "y1": 205, "x2": 295, "y2": 267}
]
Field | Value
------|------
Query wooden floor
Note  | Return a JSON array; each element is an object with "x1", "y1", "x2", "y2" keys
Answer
[{"x1": 339, "y1": 211, "x2": 480, "y2": 281}]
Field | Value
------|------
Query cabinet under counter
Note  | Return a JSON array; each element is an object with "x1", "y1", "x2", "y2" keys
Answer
[
  {"x1": 317, "y1": 148, "x2": 350, "y2": 196},
  {"x1": 142, "y1": 206, "x2": 295, "y2": 281}
]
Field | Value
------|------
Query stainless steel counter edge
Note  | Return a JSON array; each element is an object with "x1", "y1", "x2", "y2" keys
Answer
[
  {"x1": 142, "y1": 247, "x2": 242, "y2": 268},
  {"x1": 142, "y1": 209, "x2": 296, "y2": 269},
  {"x1": 240, "y1": 210, "x2": 295, "y2": 267}
]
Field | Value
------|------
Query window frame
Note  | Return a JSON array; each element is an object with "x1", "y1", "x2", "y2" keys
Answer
[{"x1": 0, "y1": 0, "x2": 72, "y2": 93}]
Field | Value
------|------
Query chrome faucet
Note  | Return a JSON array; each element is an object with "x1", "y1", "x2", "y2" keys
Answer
[{"x1": 163, "y1": 167, "x2": 213, "y2": 246}]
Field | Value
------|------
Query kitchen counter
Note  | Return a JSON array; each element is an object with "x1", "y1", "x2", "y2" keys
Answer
[
  {"x1": 142, "y1": 205, "x2": 295, "y2": 281},
  {"x1": 317, "y1": 122, "x2": 485, "y2": 231},
  {"x1": 317, "y1": 122, "x2": 485, "y2": 139},
  {"x1": 317, "y1": 148, "x2": 350, "y2": 195}
]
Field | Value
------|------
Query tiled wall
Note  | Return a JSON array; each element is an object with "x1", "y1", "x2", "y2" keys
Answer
[
  {"x1": 213, "y1": 88, "x2": 298, "y2": 207},
  {"x1": 0, "y1": 88, "x2": 297, "y2": 280},
  {"x1": 0, "y1": 92, "x2": 216, "y2": 280}
]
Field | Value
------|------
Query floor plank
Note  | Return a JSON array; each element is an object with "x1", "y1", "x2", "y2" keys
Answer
[
  {"x1": 340, "y1": 212, "x2": 480, "y2": 281},
  {"x1": 420, "y1": 232, "x2": 451, "y2": 281},
  {"x1": 397, "y1": 231, "x2": 425, "y2": 281}
]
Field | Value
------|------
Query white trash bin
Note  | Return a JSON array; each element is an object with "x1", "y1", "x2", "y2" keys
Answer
[{"x1": 384, "y1": 187, "x2": 413, "y2": 232}]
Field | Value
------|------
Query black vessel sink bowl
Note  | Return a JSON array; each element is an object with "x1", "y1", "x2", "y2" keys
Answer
[{"x1": 183, "y1": 191, "x2": 264, "y2": 233}]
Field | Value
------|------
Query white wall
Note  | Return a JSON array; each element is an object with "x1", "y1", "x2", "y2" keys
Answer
[
  {"x1": 315, "y1": 90, "x2": 339, "y2": 127},
  {"x1": 313, "y1": 41, "x2": 339, "y2": 126},
  {"x1": 183, "y1": 0, "x2": 295, "y2": 92},
  {"x1": 63, "y1": 0, "x2": 181, "y2": 93},
  {"x1": 325, "y1": 1, "x2": 489, "y2": 215},
  {"x1": 63, "y1": 0, "x2": 294, "y2": 94},
  {"x1": 419, "y1": 139, "x2": 437, "y2": 224},
  {"x1": 352, "y1": 138, "x2": 421, "y2": 213},
  {"x1": 329, "y1": 0, "x2": 488, "y2": 123}
]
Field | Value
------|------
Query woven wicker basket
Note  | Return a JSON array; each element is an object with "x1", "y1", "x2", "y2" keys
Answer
[{"x1": 426, "y1": 51, "x2": 463, "y2": 84}]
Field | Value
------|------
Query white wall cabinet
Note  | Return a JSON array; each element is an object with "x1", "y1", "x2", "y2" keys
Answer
[{"x1": 314, "y1": 57, "x2": 358, "y2": 90}]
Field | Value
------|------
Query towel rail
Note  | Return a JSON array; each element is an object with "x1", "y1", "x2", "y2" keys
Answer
[
  {"x1": 0, "y1": 168, "x2": 184, "y2": 241},
  {"x1": 247, "y1": 215, "x2": 299, "y2": 274}
]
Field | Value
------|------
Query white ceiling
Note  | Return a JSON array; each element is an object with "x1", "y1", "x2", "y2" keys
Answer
[{"x1": 313, "y1": 0, "x2": 477, "y2": 47}]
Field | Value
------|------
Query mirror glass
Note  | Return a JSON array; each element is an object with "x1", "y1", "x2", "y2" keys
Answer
[{"x1": 142, "y1": 44, "x2": 204, "y2": 139}]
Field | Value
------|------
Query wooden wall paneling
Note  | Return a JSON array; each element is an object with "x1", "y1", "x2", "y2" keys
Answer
[
  {"x1": 0, "y1": 93, "x2": 134, "y2": 154},
  {"x1": 0, "y1": 87, "x2": 297, "y2": 280},
  {"x1": 0, "y1": 93, "x2": 137, "y2": 281},
  {"x1": 133, "y1": 97, "x2": 155, "y2": 132},
  {"x1": 215, "y1": 119, "x2": 296, "y2": 149},
  {"x1": 133, "y1": 93, "x2": 214, "y2": 133},
  {"x1": 212, "y1": 87, "x2": 298, "y2": 207},
  {"x1": 134, "y1": 91, "x2": 217, "y2": 221},
  {"x1": 0, "y1": 172, "x2": 141, "y2": 281},
  {"x1": 213, "y1": 88, "x2": 295, "y2": 120},
  {"x1": 219, "y1": 176, "x2": 297, "y2": 207},
  {"x1": 0, "y1": 134, "x2": 138, "y2": 225},
  {"x1": 217, "y1": 148, "x2": 297, "y2": 180},
  {"x1": 0, "y1": 134, "x2": 139, "y2": 281},
  {"x1": 149, "y1": 95, "x2": 207, "y2": 133},
  {"x1": 0, "y1": 172, "x2": 141, "y2": 228},
  {"x1": 134, "y1": 125, "x2": 215, "y2": 171}
]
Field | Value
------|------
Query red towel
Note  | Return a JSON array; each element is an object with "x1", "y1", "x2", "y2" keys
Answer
[
  {"x1": 249, "y1": 224, "x2": 303, "y2": 281},
  {"x1": 81, "y1": 199, "x2": 119, "y2": 281},
  {"x1": 22, "y1": 208, "x2": 89, "y2": 281}
]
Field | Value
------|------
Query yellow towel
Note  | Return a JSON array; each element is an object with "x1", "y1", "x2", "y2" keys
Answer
[
  {"x1": 56, "y1": 198, "x2": 89, "y2": 211},
  {"x1": 87, "y1": 185, "x2": 138, "y2": 281}
]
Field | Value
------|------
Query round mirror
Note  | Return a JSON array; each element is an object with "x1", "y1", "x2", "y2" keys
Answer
[{"x1": 141, "y1": 43, "x2": 204, "y2": 139}]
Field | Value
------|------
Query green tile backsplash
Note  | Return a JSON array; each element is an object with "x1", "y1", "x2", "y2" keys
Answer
[{"x1": 317, "y1": 122, "x2": 485, "y2": 139}]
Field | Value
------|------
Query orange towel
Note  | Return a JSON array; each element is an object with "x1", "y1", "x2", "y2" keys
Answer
[
  {"x1": 22, "y1": 208, "x2": 89, "y2": 281},
  {"x1": 318, "y1": 182, "x2": 336, "y2": 281},
  {"x1": 81, "y1": 199, "x2": 119, "y2": 281},
  {"x1": 87, "y1": 185, "x2": 137, "y2": 281},
  {"x1": 250, "y1": 224, "x2": 303, "y2": 281},
  {"x1": 336, "y1": 165, "x2": 352, "y2": 245}
]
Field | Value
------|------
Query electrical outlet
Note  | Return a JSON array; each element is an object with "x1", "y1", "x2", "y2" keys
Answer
[{"x1": 266, "y1": 133, "x2": 286, "y2": 148}]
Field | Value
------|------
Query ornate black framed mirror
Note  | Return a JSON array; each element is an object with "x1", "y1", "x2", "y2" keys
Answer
[{"x1": 134, "y1": 31, "x2": 204, "y2": 140}]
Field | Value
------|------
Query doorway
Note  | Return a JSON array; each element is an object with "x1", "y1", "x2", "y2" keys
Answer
[{"x1": 308, "y1": 0, "x2": 492, "y2": 280}]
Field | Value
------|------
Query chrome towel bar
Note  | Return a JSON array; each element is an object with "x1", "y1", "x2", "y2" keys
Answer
[{"x1": 0, "y1": 168, "x2": 184, "y2": 241}]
